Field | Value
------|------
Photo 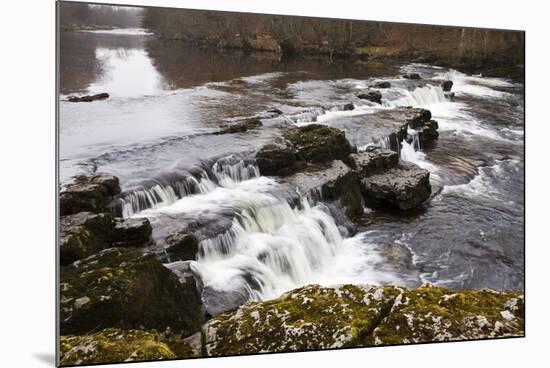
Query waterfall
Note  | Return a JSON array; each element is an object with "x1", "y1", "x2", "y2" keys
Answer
[
  {"x1": 120, "y1": 159, "x2": 261, "y2": 217},
  {"x1": 192, "y1": 197, "x2": 369, "y2": 301},
  {"x1": 400, "y1": 129, "x2": 439, "y2": 174},
  {"x1": 386, "y1": 84, "x2": 446, "y2": 108}
]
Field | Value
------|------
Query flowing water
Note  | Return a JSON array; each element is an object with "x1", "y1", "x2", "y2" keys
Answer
[{"x1": 59, "y1": 30, "x2": 524, "y2": 305}]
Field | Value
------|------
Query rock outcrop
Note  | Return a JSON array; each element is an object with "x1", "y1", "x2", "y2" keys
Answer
[
  {"x1": 60, "y1": 247, "x2": 204, "y2": 336},
  {"x1": 349, "y1": 148, "x2": 399, "y2": 176},
  {"x1": 360, "y1": 162, "x2": 431, "y2": 210},
  {"x1": 60, "y1": 212, "x2": 113, "y2": 266},
  {"x1": 60, "y1": 175, "x2": 121, "y2": 216},
  {"x1": 256, "y1": 125, "x2": 354, "y2": 176},
  {"x1": 357, "y1": 91, "x2": 382, "y2": 104},
  {"x1": 255, "y1": 139, "x2": 301, "y2": 176},
  {"x1": 203, "y1": 284, "x2": 524, "y2": 356},
  {"x1": 111, "y1": 217, "x2": 152, "y2": 247},
  {"x1": 215, "y1": 117, "x2": 262, "y2": 134},
  {"x1": 165, "y1": 232, "x2": 199, "y2": 262},
  {"x1": 373, "y1": 81, "x2": 391, "y2": 88},
  {"x1": 59, "y1": 328, "x2": 201, "y2": 366},
  {"x1": 403, "y1": 73, "x2": 421, "y2": 80},
  {"x1": 284, "y1": 160, "x2": 363, "y2": 219},
  {"x1": 67, "y1": 93, "x2": 110, "y2": 102},
  {"x1": 441, "y1": 80, "x2": 454, "y2": 92},
  {"x1": 285, "y1": 124, "x2": 354, "y2": 164}
]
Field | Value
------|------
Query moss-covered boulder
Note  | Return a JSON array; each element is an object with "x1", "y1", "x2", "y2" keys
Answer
[
  {"x1": 256, "y1": 139, "x2": 301, "y2": 176},
  {"x1": 60, "y1": 212, "x2": 113, "y2": 266},
  {"x1": 60, "y1": 247, "x2": 204, "y2": 336},
  {"x1": 370, "y1": 285, "x2": 524, "y2": 345},
  {"x1": 59, "y1": 328, "x2": 202, "y2": 365},
  {"x1": 202, "y1": 284, "x2": 523, "y2": 356},
  {"x1": 203, "y1": 284, "x2": 403, "y2": 356},
  {"x1": 59, "y1": 329, "x2": 176, "y2": 365},
  {"x1": 60, "y1": 175, "x2": 121, "y2": 215},
  {"x1": 285, "y1": 124, "x2": 354, "y2": 164}
]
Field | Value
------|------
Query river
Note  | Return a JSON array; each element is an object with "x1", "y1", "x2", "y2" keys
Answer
[{"x1": 59, "y1": 29, "x2": 524, "y2": 307}]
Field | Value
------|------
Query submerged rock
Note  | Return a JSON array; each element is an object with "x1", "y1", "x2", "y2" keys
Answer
[
  {"x1": 373, "y1": 81, "x2": 391, "y2": 88},
  {"x1": 60, "y1": 212, "x2": 113, "y2": 266},
  {"x1": 60, "y1": 247, "x2": 204, "y2": 336},
  {"x1": 215, "y1": 117, "x2": 262, "y2": 134},
  {"x1": 360, "y1": 162, "x2": 431, "y2": 210},
  {"x1": 357, "y1": 91, "x2": 382, "y2": 104},
  {"x1": 342, "y1": 102, "x2": 355, "y2": 111},
  {"x1": 285, "y1": 124, "x2": 354, "y2": 164},
  {"x1": 60, "y1": 175, "x2": 121, "y2": 216},
  {"x1": 441, "y1": 80, "x2": 454, "y2": 92},
  {"x1": 203, "y1": 284, "x2": 524, "y2": 356},
  {"x1": 403, "y1": 73, "x2": 421, "y2": 80},
  {"x1": 111, "y1": 217, "x2": 152, "y2": 247},
  {"x1": 67, "y1": 93, "x2": 109, "y2": 102}
]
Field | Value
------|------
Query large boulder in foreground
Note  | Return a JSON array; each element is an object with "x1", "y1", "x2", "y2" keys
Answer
[
  {"x1": 360, "y1": 162, "x2": 431, "y2": 210},
  {"x1": 203, "y1": 284, "x2": 524, "y2": 356},
  {"x1": 60, "y1": 212, "x2": 113, "y2": 266},
  {"x1": 59, "y1": 328, "x2": 201, "y2": 365},
  {"x1": 60, "y1": 248, "x2": 204, "y2": 336},
  {"x1": 60, "y1": 175, "x2": 121, "y2": 215},
  {"x1": 285, "y1": 124, "x2": 354, "y2": 164}
]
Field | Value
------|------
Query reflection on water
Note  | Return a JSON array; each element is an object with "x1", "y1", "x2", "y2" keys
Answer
[{"x1": 88, "y1": 48, "x2": 163, "y2": 98}]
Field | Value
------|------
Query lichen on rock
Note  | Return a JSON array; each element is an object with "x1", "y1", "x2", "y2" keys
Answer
[
  {"x1": 202, "y1": 284, "x2": 524, "y2": 356},
  {"x1": 203, "y1": 284, "x2": 403, "y2": 356},
  {"x1": 60, "y1": 247, "x2": 204, "y2": 336},
  {"x1": 59, "y1": 329, "x2": 176, "y2": 365},
  {"x1": 370, "y1": 285, "x2": 524, "y2": 345}
]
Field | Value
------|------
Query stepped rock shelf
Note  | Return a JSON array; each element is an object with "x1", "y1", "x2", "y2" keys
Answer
[{"x1": 58, "y1": 100, "x2": 523, "y2": 365}]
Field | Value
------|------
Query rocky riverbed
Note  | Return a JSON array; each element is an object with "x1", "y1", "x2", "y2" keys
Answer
[{"x1": 58, "y1": 28, "x2": 524, "y2": 365}]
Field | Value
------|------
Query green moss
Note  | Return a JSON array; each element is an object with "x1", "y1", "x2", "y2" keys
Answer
[
  {"x1": 369, "y1": 285, "x2": 524, "y2": 345},
  {"x1": 204, "y1": 284, "x2": 524, "y2": 356},
  {"x1": 285, "y1": 125, "x2": 353, "y2": 164},
  {"x1": 60, "y1": 247, "x2": 204, "y2": 336},
  {"x1": 204, "y1": 284, "x2": 403, "y2": 356},
  {"x1": 59, "y1": 328, "x2": 176, "y2": 365}
]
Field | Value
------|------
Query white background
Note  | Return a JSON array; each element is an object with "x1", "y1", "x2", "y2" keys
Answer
[{"x1": 0, "y1": 0, "x2": 547, "y2": 367}]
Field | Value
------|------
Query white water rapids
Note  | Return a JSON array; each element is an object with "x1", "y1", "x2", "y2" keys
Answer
[{"x1": 121, "y1": 66, "x2": 521, "y2": 303}]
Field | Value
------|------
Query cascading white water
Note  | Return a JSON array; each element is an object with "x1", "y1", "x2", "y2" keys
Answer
[
  {"x1": 400, "y1": 129, "x2": 439, "y2": 175},
  {"x1": 121, "y1": 159, "x2": 261, "y2": 217},
  {"x1": 385, "y1": 84, "x2": 447, "y2": 108},
  {"x1": 192, "y1": 196, "x2": 371, "y2": 301}
]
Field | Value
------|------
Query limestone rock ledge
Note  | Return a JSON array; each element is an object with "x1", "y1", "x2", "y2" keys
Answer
[{"x1": 204, "y1": 284, "x2": 524, "y2": 356}]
